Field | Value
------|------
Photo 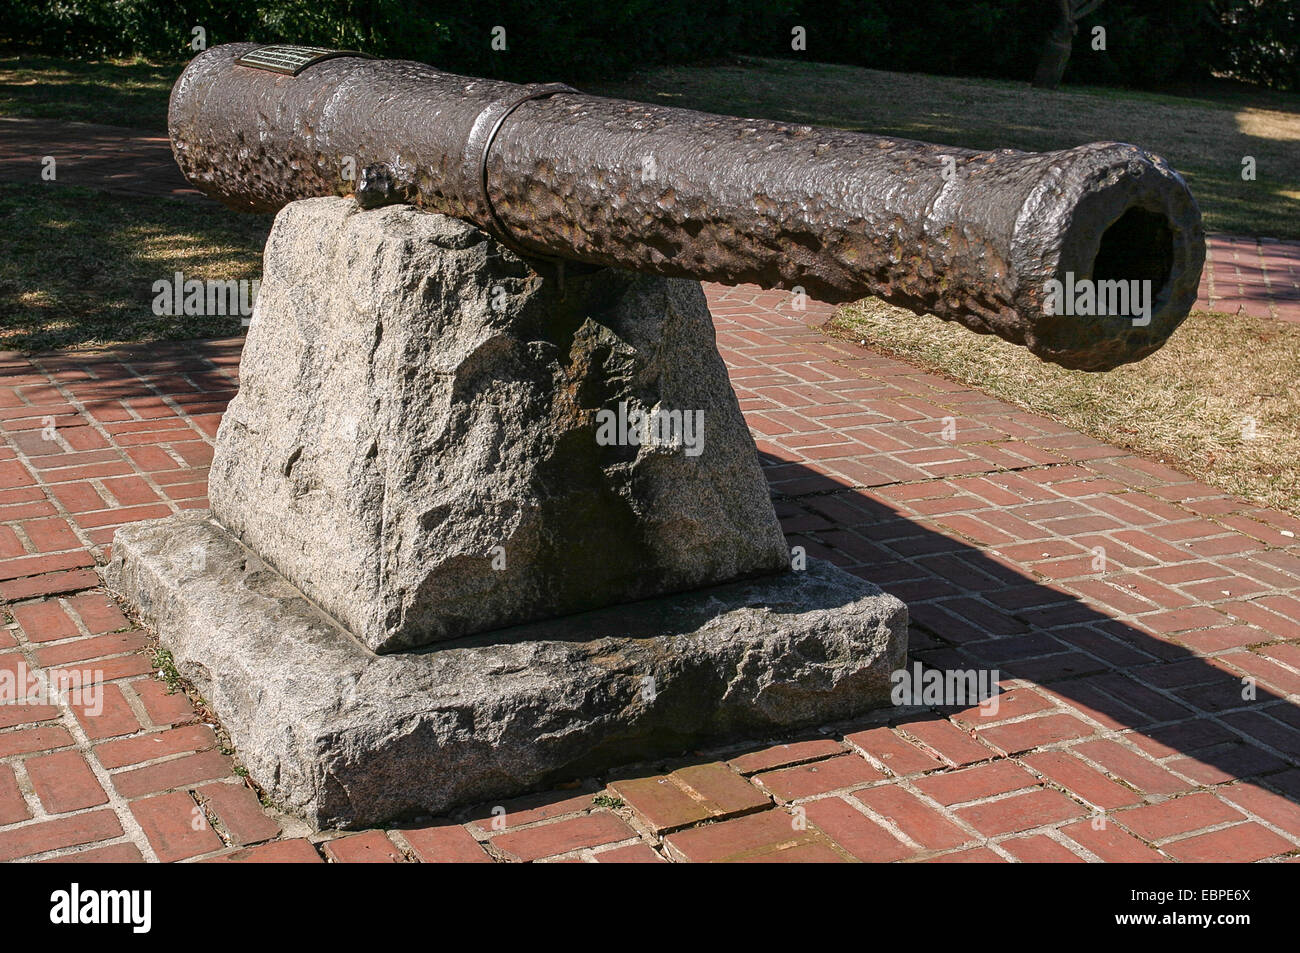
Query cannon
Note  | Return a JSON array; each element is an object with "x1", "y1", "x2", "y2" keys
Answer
[{"x1": 168, "y1": 43, "x2": 1205, "y2": 371}]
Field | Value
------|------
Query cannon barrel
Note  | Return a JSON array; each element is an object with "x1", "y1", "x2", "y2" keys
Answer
[{"x1": 169, "y1": 43, "x2": 1205, "y2": 371}]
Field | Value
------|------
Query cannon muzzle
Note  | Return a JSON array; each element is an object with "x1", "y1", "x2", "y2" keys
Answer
[{"x1": 169, "y1": 43, "x2": 1206, "y2": 371}]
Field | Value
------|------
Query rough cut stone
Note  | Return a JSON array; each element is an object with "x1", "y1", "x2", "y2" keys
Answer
[
  {"x1": 210, "y1": 197, "x2": 790, "y2": 653},
  {"x1": 105, "y1": 512, "x2": 908, "y2": 828}
]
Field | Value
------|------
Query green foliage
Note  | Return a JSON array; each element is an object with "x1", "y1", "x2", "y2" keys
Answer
[
  {"x1": 1214, "y1": 0, "x2": 1299, "y2": 91},
  {"x1": 149, "y1": 646, "x2": 184, "y2": 694},
  {"x1": 1062, "y1": 0, "x2": 1221, "y2": 89},
  {"x1": 1, "y1": 1, "x2": 792, "y2": 82},
  {"x1": 760, "y1": 1, "x2": 1216, "y2": 89},
  {"x1": 1, "y1": 0, "x2": 1294, "y2": 90}
]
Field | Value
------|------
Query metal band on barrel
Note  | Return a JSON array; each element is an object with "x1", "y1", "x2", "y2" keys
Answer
[{"x1": 473, "y1": 83, "x2": 576, "y2": 258}]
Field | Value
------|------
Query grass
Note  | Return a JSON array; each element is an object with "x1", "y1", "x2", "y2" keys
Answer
[
  {"x1": 0, "y1": 51, "x2": 180, "y2": 128},
  {"x1": 832, "y1": 301, "x2": 1300, "y2": 515},
  {"x1": 148, "y1": 646, "x2": 183, "y2": 695},
  {"x1": 0, "y1": 183, "x2": 270, "y2": 351},
  {"x1": 591, "y1": 57, "x2": 1300, "y2": 239}
]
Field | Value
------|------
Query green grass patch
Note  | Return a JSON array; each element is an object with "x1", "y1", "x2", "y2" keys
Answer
[
  {"x1": 0, "y1": 51, "x2": 180, "y2": 129},
  {"x1": 0, "y1": 183, "x2": 270, "y2": 351}
]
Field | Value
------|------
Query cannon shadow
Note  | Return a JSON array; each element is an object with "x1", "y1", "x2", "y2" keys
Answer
[{"x1": 758, "y1": 449, "x2": 1300, "y2": 815}]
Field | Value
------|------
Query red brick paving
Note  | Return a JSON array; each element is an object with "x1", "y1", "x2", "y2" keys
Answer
[
  {"x1": 608, "y1": 763, "x2": 769, "y2": 833},
  {"x1": 1, "y1": 284, "x2": 1300, "y2": 862},
  {"x1": 0, "y1": 118, "x2": 202, "y2": 202},
  {"x1": 1200, "y1": 234, "x2": 1300, "y2": 323}
]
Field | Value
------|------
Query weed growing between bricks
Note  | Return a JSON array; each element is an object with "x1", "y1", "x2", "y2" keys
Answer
[{"x1": 115, "y1": 589, "x2": 272, "y2": 811}]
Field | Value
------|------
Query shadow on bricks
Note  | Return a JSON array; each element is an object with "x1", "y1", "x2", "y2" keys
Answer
[{"x1": 763, "y1": 455, "x2": 1300, "y2": 814}]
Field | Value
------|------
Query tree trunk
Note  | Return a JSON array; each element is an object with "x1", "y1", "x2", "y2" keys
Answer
[{"x1": 1033, "y1": 0, "x2": 1077, "y2": 89}]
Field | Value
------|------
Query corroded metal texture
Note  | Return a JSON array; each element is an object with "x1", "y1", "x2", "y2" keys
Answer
[{"x1": 169, "y1": 43, "x2": 1206, "y2": 371}]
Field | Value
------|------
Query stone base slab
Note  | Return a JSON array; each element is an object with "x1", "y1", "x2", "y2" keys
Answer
[{"x1": 105, "y1": 512, "x2": 907, "y2": 829}]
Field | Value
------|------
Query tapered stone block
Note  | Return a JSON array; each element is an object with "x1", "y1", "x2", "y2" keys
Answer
[{"x1": 210, "y1": 198, "x2": 790, "y2": 653}]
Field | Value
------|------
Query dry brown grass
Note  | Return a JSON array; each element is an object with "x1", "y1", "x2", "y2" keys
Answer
[{"x1": 832, "y1": 301, "x2": 1300, "y2": 515}]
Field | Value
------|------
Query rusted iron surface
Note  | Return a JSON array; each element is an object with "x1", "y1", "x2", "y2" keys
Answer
[{"x1": 169, "y1": 43, "x2": 1205, "y2": 371}]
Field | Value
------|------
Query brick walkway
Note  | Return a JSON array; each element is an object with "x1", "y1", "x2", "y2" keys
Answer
[
  {"x1": 0, "y1": 118, "x2": 201, "y2": 203},
  {"x1": 2, "y1": 288, "x2": 1299, "y2": 863},
  {"x1": 4, "y1": 116, "x2": 1299, "y2": 322},
  {"x1": 1201, "y1": 235, "x2": 1300, "y2": 323}
]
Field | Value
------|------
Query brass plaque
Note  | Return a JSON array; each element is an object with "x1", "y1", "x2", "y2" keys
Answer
[{"x1": 235, "y1": 44, "x2": 369, "y2": 76}]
